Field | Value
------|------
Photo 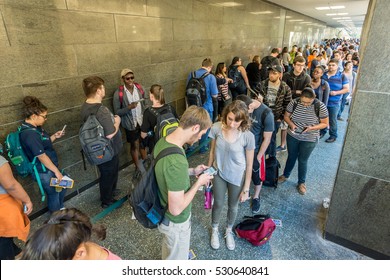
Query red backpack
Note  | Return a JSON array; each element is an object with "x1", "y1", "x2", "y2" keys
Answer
[
  {"x1": 118, "y1": 83, "x2": 144, "y2": 108},
  {"x1": 235, "y1": 214, "x2": 276, "y2": 246}
]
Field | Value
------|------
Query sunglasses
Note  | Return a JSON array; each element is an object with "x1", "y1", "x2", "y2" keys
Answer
[
  {"x1": 125, "y1": 76, "x2": 135, "y2": 81},
  {"x1": 39, "y1": 114, "x2": 48, "y2": 120}
]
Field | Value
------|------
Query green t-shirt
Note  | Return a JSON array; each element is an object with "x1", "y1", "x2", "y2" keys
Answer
[{"x1": 153, "y1": 138, "x2": 190, "y2": 223}]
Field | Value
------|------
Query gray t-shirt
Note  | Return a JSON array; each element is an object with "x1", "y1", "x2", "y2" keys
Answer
[
  {"x1": 0, "y1": 156, "x2": 8, "y2": 194},
  {"x1": 209, "y1": 122, "x2": 255, "y2": 186},
  {"x1": 266, "y1": 84, "x2": 279, "y2": 108}
]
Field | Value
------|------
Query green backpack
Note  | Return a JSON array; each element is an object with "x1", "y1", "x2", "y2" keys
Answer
[{"x1": 5, "y1": 126, "x2": 46, "y2": 201}]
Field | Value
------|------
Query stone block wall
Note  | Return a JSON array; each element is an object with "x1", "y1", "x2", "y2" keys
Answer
[{"x1": 0, "y1": 0, "x2": 327, "y2": 213}]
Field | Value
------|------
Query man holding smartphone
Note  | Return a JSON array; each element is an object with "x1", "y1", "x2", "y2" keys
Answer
[{"x1": 113, "y1": 69, "x2": 148, "y2": 177}]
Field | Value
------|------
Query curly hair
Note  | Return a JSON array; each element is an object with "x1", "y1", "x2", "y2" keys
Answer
[
  {"x1": 20, "y1": 208, "x2": 106, "y2": 260},
  {"x1": 221, "y1": 100, "x2": 251, "y2": 131}
]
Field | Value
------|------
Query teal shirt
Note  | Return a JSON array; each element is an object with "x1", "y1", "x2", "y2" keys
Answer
[{"x1": 153, "y1": 138, "x2": 190, "y2": 223}]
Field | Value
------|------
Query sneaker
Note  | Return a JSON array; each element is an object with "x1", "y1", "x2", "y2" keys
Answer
[
  {"x1": 277, "y1": 175, "x2": 288, "y2": 183},
  {"x1": 224, "y1": 228, "x2": 235, "y2": 250},
  {"x1": 251, "y1": 198, "x2": 261, "y2": 214},
  {"x1": 210, "y1": 227, "x2": 220, "y2": 250},
  {"x1": 337, "y1": 117, "x2": 344, "y2": 121},
  {"x1": 325, "y1": 137, "x2": 336, "y2": 143},
  {"x1": 297, "y1": 183, "x2": 306, "y2": 195},
  {"x1": 319, "y1": 133, "x2": 326, "y2": 139},
  {"x1": 276, "y1": 145, "x2": 287, "y2": 152}
]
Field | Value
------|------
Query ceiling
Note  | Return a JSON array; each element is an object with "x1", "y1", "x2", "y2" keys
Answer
[{"x1": 265, "y1": 0, "x2": 369, "y2": 29}]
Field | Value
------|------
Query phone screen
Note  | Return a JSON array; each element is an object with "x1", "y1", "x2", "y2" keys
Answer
[{"x1": 61, "y1": 125, "x2": 67, "y2": 133}]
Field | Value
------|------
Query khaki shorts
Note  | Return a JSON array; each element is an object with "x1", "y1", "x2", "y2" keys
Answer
[{"x1": 280, "y1": 120, "x2": 288, "y2": 130}]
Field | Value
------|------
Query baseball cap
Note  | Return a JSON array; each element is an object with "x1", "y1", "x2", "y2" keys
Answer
[
  {"x1": 269, "y1": 65, "x2": 283, "y2": 73},
  {"x1": 121, "y1": 69, "x2": 133, "y2": 78}
]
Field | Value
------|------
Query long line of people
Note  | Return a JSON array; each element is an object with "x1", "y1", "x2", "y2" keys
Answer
[{"x1": 1, "y1": 38, "x2": 359, "y2": 260}]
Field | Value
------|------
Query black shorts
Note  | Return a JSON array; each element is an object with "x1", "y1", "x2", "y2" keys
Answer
[{"x1": 125, "y1": 126, "x2": 141, "y2": 145}]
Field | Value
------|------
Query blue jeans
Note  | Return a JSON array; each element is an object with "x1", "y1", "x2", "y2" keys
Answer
[
  {"x1": 324, "y1": 105, "x2": 340, "y2": 139},
  {"x1": 266, "y1": 120, "x2": 281, "y2": 157},
  {"x1": 283, "y1": 134, "x2": 317, "y2": 184},
  {"x1": 337, "y1": 92, "x2": 350, "y2": 118},
  {"x1": 38, "y1": 170, "x2": 67, "y2": 212}
]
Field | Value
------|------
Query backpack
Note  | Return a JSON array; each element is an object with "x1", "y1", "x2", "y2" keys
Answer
[
  {"x1": 129, "y1": 146, "x2": 184, "y2": 229},
  {"x1": 5, "y1": 126, "x2": 46, "y2": 201},
  {"x1": 118, "y1": 83, "x2": 144, "y2": 109},
  {"x1": 235, "y1": 214, "x2": 276, "y2": 246},
  {"x1": 263, "y1": 156, "x2": 280, "y2": 188},
  {"x1": 79, "y1": 106, "x2": 115, "y2": 166},
  {"x1": 228, "y1": 65, "x2": 241, "y2": 89},
  {"x1": 186, "y1": 71, "x2": 209, "y2": 107},
  {"x1": 292, "y1": 97, "x2": 321, "y2": 121},
  {"x1": 149, "y1": 106, "x2": 179, "y2": 141}
]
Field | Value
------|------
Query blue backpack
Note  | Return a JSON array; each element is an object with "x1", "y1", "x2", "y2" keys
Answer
[{"x1": 5, "y1": 126, "x2": 46, "y2": 201}]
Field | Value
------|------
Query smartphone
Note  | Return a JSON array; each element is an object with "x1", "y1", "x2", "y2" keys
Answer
[
  {"x1": 203, "y1": 167, "x2": 217, "y2": 176},
  {"x1": 23, "y1": 204, "x2": 28, "y2": 213},
  {"x1": 294, "y1": 127, "x2": 306, "y2": 134},
  {"x1": 61, "y1": 125, "x2": 67, "y2": 134}
]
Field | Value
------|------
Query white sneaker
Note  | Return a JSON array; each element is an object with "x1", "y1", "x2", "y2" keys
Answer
[
  {"x1": 225, "y1": 228, "x2": 235, "y2": 250},
  {"x1": 210, "y1": 227, "x2": 220, "y2": 249}
]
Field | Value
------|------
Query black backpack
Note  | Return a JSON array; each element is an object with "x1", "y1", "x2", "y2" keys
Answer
[
  {"x1": 228, "y1": 65, "x2": 241, "y2": 89},
  {"x1": 186, "y1": 71, "x2": 209, "y2": 107},
  {"x1": 263, "y1": 156, "x2": 280, "y2": 188},
  {"x1": 129, "y1": 146, "x2": 184, "y2": 229},
  {"x1": 79, "y1": 106, "x2": 115, "y2": 166},
  {"x1": 149, "y1": 106, "x2": 179, "y2": 141}
]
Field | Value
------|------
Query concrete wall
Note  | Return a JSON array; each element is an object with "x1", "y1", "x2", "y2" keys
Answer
[
  {"x1": 0, "y1": 0, "x2": 327, "y2": 214},
  {"x1": 324, "y1": 0, "x2": 390, "y2": 259}
]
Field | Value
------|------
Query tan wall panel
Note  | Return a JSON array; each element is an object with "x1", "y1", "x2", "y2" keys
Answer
[
  {"x1": 147, "y1": 0, "x2": 193, "y2": 20},
  {"x1": 0, "y1": 0, "x2": 66, "y2": 9},
  {"x1": 74, "y1": 42, "x2": 151, "y2": 75},
  {"x1": 67, "y1": 0, "x2": 146, "y2": 15},
  {"x1": 0, "y1": 45, "x2": 77, "y2": 86},
  {"x1": 116, "y1": 15, "x2": 173, "y2": 42},
  {"x1": 3, "y1": 7, "x2": 116, "y2": 45}
]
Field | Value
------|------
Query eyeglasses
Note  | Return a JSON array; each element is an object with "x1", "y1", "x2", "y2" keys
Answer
[
  {"x1": 125, "y1": 76, "x2": 135, "y2": 81},
  {"x1": 39, "y1": 114, "x2": 48, "y2": 120}
]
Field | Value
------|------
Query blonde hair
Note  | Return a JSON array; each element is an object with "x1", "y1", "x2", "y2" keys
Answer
[{"x1": 180, "y1": 106, "x2": 212, "y2": 131}]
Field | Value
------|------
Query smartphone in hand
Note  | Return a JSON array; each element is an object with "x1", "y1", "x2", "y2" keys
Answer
[{"x1": 61, "y1": 125, "x2": 67, "y2": 134}]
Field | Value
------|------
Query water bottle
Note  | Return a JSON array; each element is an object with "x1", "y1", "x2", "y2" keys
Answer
[
  {"x1": 204, "y1": 186, "x2": 213, "y2": 209},
  {"x1": 322, "y1": 198, "x2": 330, "y2": 209}
]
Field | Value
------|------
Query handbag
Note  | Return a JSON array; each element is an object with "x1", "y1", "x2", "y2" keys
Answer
[{"x1": 235, "y1": 214, "x2": 276, "y2": 246}]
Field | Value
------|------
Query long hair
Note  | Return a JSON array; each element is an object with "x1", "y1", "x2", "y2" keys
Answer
[
  {"x1": 20, "y1": 208, "x2": 106, "y2": 260},
  {"x1": 221, "y1": 100, "x2": 251, "y2": 131},
  {"x1": 215, "y1": 62, "x2": 226, "y2": 77}
]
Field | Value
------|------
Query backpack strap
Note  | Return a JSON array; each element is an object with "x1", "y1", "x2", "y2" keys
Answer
[
  {"x1": 199, "y1": 71, "x2": 209, "y2": 80},
  {"x1": 154, "y1": 146, "x2": 185, "y2": 168},
  {"x1": 292, "y1": 97, "x2": 321, "y2": 121},
  {"x1": 118, "y1": 85, "x2": 124, "y2": 109},
  {"x1": 134, "y1": 83, "x2": 145, "y2": 98}
]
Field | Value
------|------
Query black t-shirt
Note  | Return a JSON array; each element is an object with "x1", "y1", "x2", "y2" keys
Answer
[
  {"x1": 20, "y1": 122, "x2": 59, "y2": 173},
  {"x1": 140, "y1": 104, "x2": 178, "y2": 134},
  {"x1": 80, "y1": 102, "x2": 122, "y2": 156},
  {"x1": 249, "y1": 103, "x2": 275, "y2": 151},
  {"x1": 246, "y1": 62, "x2": 261, "y2": 84}
]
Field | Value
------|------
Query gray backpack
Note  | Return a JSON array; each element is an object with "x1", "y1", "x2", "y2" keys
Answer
[{"x1": 79, "y1": 106, "x2": 114, "y2": 165}]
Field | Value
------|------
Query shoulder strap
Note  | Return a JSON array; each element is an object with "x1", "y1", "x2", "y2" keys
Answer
[
  {"x1": 313, "y1": 99, "x2": 321, "y2": 119},
  {"x1": 134, "y1": 83, "x2": 144, "y2": 97},
  {"x1": 154, "y1": 146, "x2": 184, "y2": 166},
  {"x1": 292, "y1": 97, "x2": 300, "y2": 113},
  {"x1": 199, "y1": 71, "x2": 209, "y2": 79},
  {"x1": 118, "y1": 85, "x2": 124, "y2": 108}
]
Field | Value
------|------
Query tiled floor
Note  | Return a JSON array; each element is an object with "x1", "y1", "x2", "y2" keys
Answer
[{"x1": 29, "y1": 105, "x2": 370, "y2": 260}]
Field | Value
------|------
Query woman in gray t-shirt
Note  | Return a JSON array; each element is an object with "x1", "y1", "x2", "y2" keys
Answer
[{"x1": 207, "y1": 100, "x2": 255, "y2": 251}]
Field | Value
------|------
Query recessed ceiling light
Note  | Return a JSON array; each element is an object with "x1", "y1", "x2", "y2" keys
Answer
[
  {"x1": 289, "y1": 19, "x2": 304, "y2": 22},
  {"x1": 330, "y1": 6, "x2": 345, "y2": 9},
  {"x1": 212, "y1": 2, "x2": 243, "y2": 7},
  {"x1": 326, "y1": 13, "x2": 337, "y2": 16},
  {"x1": 251, "y1": 11, "x2": 273, "y2": 15},
  {"x1": 315, "y1": 7, "x2": 330, "y2": 10}
]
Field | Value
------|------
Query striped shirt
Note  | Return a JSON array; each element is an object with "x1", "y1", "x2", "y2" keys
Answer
[{"x1": 286, "y1": 99, "x2": 328, "y2": 142}]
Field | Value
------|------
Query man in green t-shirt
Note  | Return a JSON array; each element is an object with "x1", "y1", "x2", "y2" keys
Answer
[{"x1": 153, "y1": 106, "x2": 213, "y2": 260}]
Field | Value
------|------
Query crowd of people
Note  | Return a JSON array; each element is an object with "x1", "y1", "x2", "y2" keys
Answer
[{"x1": 0, "y1": 37, "x2": 359, "y2": 260}]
